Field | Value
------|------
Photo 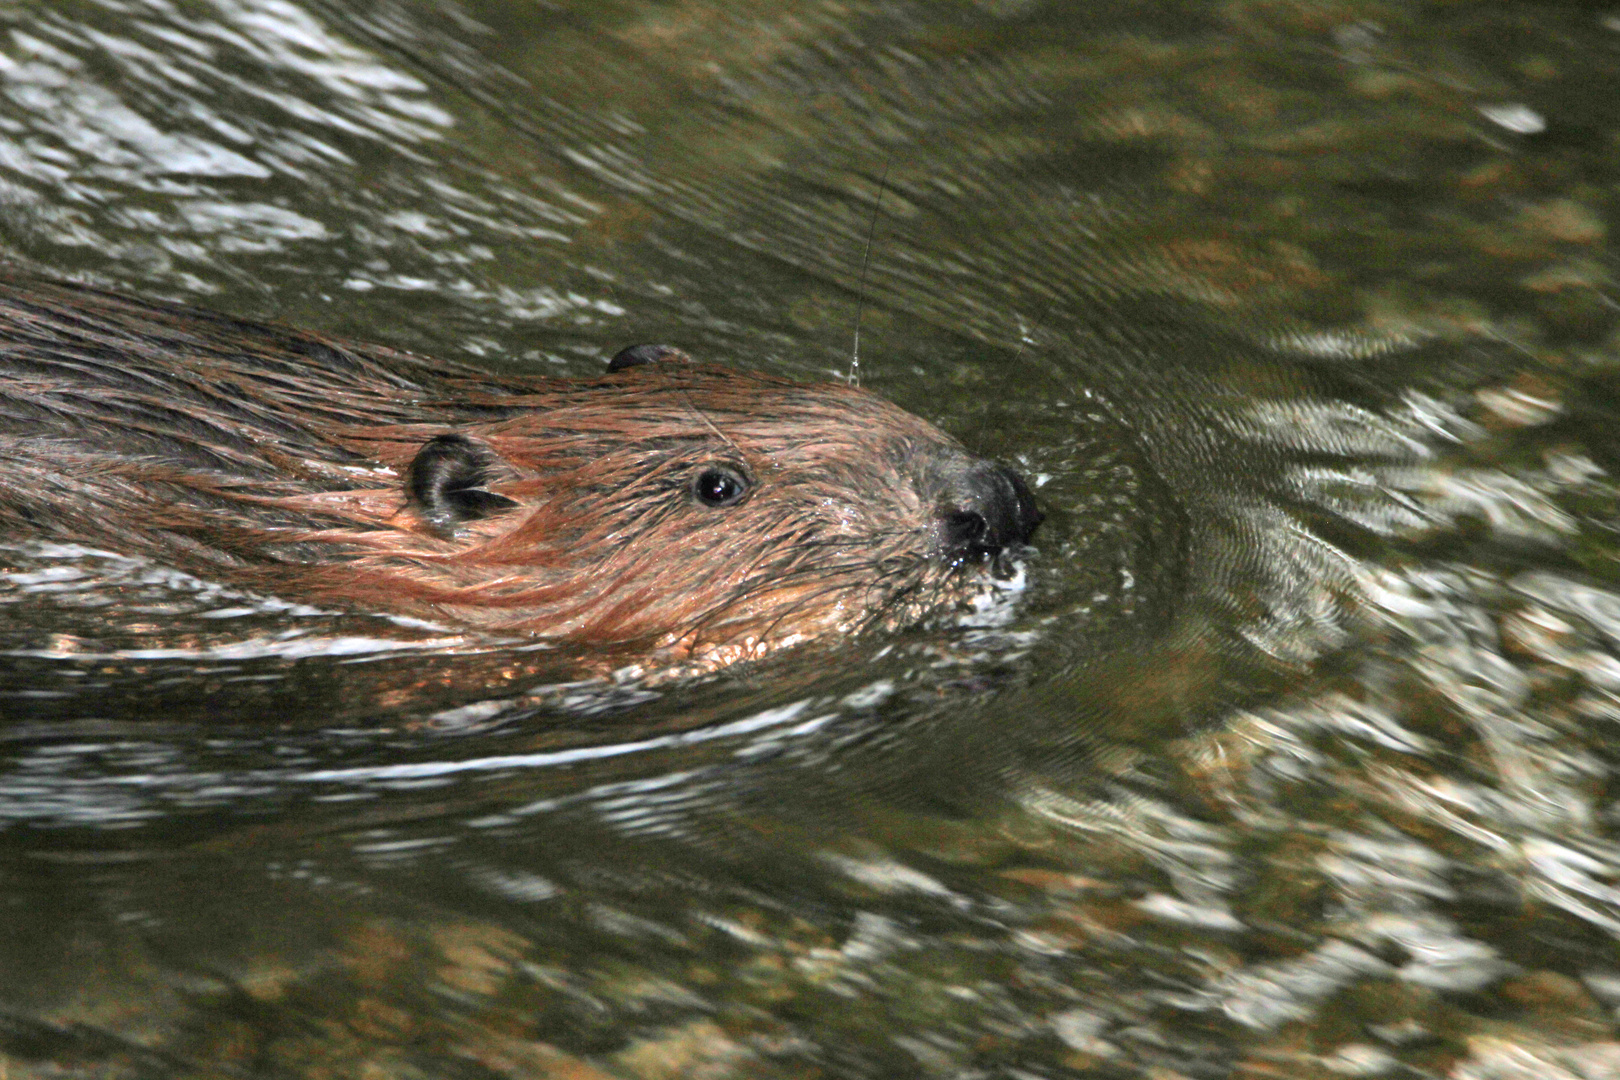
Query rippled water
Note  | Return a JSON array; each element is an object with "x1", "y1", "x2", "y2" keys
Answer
[{"x1": 3, "y1": 1, "x2": 1620, "y2": 1077}]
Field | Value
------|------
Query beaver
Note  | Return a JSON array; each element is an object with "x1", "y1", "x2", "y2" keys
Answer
[{"x1": 0, "y1": 275, "x2": 1042, "y2": 668}]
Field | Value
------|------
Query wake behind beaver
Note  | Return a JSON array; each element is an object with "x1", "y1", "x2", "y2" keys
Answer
[{"x1": 0, "y1": 276, "x2": 1041, "y2": 669}]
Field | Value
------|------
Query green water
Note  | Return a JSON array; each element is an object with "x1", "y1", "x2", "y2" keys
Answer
[{"x1": 2, "y1": 1, "x2": 1620, "y2": 1076}]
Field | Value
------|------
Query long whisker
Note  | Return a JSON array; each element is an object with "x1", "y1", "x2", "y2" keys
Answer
[
  {"x1": 679, "y1": 387, "x2": 746, "y2": 461},
  {"x1": 848, "y1": 159, "x2": 891, "y2": 388}
]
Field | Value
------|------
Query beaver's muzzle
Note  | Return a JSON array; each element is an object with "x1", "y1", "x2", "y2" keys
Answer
[{"x1": 938, "y1": 461, "x2": 1044, "y2": 565}]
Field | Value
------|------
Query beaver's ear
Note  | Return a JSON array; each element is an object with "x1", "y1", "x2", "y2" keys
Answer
[
  {"x1": 407, "y1": 434, "x2": 519, "y2": 537},
  {"x1": 607, "y1": 344, "x2": 692, "y2": 372}
]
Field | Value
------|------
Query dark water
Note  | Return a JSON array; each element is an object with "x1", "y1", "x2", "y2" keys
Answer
[{"x1": 3, "y1": 1, "x2": 1620, "y2": 1076}]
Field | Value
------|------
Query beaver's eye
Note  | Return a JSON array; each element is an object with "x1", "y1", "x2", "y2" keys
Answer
[{"x1": 693, "y1": 465, "x2": 749, "y2": 508}]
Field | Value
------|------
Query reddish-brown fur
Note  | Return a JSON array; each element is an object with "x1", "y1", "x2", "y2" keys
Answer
[{"x1": 0, "y1": 276, "x2": 1037, "y2": 667}]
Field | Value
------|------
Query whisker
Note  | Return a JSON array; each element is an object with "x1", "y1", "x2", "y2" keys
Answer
[{"x1": 848, "y1": 158, "x2": 891, "y2": 388}]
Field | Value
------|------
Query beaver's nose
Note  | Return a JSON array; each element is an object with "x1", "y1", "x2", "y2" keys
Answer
[{"x1": 940, "y1": 462, "x2": 1044, "y2": 562}]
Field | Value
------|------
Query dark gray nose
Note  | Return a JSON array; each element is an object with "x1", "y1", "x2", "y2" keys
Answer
[{"x1": 940, "y1": 462, "x2": 1044, "y2": 562}]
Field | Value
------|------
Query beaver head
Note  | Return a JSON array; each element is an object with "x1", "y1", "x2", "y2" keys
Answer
[{"x1": 317, "y1": 347, "x2": 1043, "y2": 666}]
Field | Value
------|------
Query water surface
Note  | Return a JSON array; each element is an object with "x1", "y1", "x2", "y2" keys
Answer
[{"x1": 3, "y1": 1, "x2": 1620, "y2": 1077}]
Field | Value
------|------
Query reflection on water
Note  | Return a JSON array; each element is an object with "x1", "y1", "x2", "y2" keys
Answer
[{"x1": 2, "y1": 0, "x2": 1620, "y2": 1076}]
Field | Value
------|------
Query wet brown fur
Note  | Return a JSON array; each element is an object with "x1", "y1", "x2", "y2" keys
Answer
[{"x1": 0, "y1": 275, "x2": 1014, "y2": 665}]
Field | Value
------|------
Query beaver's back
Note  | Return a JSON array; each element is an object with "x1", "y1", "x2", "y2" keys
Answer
[
  {"x1": 0, "y1": 277, "x2": 469, "y2": 474},
  {"x1": 0, "y1": 278, "x2": 476, "y2": 571}
]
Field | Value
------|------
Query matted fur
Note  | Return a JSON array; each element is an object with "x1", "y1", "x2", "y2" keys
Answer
[{"x1": 0, "y1": 276, "x2": 1033, "y2": 666}]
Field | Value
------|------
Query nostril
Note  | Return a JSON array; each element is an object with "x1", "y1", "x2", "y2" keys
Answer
[
  {"x1": 944, "y1": 509, "x2": 988, "y2": 550},
  {"x1": 934, "y1": 460, "x2": 1043, "y2": 566}
]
